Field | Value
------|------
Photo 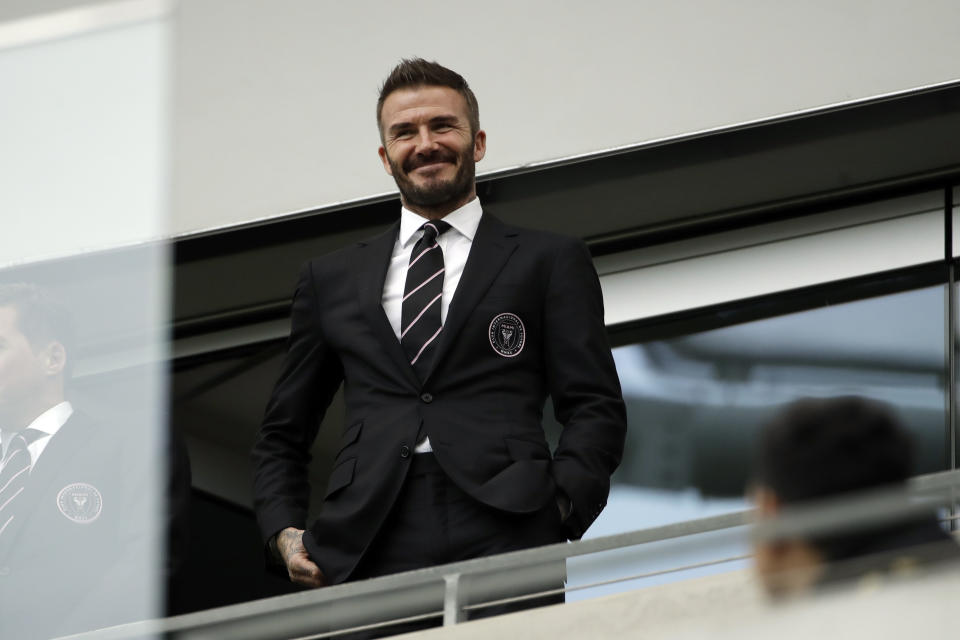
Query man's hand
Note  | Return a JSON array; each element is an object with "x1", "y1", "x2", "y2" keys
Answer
[{"x1": 277, "y1": 527, "x2": 327, "y2": 588}]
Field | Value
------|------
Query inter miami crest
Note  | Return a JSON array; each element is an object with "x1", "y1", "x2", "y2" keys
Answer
[
  {"x1": 56, "y1": 482, "x2": 103, "y2": 524},
  {"x1": 489, "y1": 312, "x2": 525, "y2": 357}
]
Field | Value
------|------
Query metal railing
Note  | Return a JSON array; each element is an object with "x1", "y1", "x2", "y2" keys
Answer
[{"x1": 62, "y1": 469, "x2": 960, "y2": 640}]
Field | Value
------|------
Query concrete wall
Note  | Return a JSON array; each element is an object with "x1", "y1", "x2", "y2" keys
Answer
[
  {"x1": 4, "y1": 1, "x2": 958, "y2": 239},
  {"x1": 171, "y1": 0, "x2": 960, "y2": 234}
]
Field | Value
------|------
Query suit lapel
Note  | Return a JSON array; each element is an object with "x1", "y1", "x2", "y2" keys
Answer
[
  {"x1": 356, "y1": 222, "x2": 421, "y2": 389},
  {"x1": 425, "y1": 213, "x2": 518, "y2": 382},
  {"x1": 1, "y1": 413, "x2": 94, "y2": 555}
]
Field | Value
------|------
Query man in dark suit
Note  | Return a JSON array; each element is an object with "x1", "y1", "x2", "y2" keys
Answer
[
  {"x1": 0, "y1": 283, "x2": 162, "y2": 639},
  {"x1": 251, "y1": 59, "x2": 627, "y2": 607}
]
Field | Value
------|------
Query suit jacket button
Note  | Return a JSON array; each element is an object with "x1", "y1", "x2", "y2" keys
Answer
[
  {"x1": 420, "y1": 393, "x2": 433, "y2": 403},
  {"x1": 400, "y1": 445, "x2": 411, "y2": 458}
]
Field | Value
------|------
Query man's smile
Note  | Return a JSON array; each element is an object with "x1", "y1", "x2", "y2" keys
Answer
[
  {"x1": 405, "y1": 153, "x2": 456, "y2": 174},
  {"x1": 411, "y1": 161, "x2": 453, "y2": 175}
]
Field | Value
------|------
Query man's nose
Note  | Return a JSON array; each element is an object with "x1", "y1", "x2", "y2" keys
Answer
[{"x1": 413, "y1": 127, "x2": 439, "y2": 154}]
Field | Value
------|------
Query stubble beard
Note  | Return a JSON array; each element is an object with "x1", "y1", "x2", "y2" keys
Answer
[{"x1": 388, "y1": 142, "x2": 476, "y2": 209}]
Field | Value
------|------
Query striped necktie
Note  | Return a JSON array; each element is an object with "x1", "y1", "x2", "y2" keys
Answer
[
  {"x1": 0, "y1": 429, "x2": 44, "y2": 540},
  {"x1": 401, "y1": 220, "x2": 451, "y2": 381}
]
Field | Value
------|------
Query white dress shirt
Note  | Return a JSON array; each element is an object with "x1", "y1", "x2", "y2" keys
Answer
[
  {"x1": 382, "y1": 197, "x2": 483, "y2": 452},
  {"x1": 0, "y1": 400, "x2": 73, "y2": 468}
]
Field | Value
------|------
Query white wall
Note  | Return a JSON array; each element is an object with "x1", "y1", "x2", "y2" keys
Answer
[
  {"x1": 0, "y1": 2, "x2": 169, "y2": 265},
  {"x1": 172, "y1": 0, "x2": 960, "y2": 235}
]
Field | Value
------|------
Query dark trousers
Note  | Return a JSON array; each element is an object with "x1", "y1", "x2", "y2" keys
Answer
[{"x1": 348, "y1": 453, "x2": 566, "y2": 637}]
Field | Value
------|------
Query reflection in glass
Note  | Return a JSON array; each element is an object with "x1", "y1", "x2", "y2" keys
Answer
[
  {"x1": 0, "y1": 9, "x2": 173, "y2": 639},
  {"x1": 0, "y1": 279, "x2": 168, "y2": 639}
]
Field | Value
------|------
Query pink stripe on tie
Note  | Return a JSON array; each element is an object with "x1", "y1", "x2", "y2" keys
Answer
[
  {"x1": 0, "y1": 514, "x2": 13, "y2": 538},
  {"x1": 0, "y1": 464, "x2": 29, "y2": 496},
  {"x1": 0, "y1": 487, "x2": 25, "y2": 515},
  {"x1": 408, "y1": 242, "x2": 440, "y2": 269},
  {"x1": 0, "y1": 447, "x2": 24, "y2": 468},
  {"x1": 402, "y1": 268, "x2": 444, "y2": 302},
  {"x1": 410, "y1": 325, "x2": 443, "y2": 365},
  {"x1": 401, "y1": 293, "x2": 442, "y2": 339}
]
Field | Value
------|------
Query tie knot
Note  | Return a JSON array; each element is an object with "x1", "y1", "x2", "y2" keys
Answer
[
  {"x1": 2, "y1": 429, "x2": 43, "y2": 465},
  {"x1": 18, "y1": 429, "x2": 45, "y2": 446},
  {"x1": 420, "y1": 220, "x2": 451, "y2": 243},
  {"x1": 8, "y1": 428, "x2": 44, "y2": 451}
]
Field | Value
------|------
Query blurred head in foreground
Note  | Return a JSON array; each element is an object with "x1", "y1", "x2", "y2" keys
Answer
[{"x1": 751, "y1": 396, "x2": 954, "y2": 598}]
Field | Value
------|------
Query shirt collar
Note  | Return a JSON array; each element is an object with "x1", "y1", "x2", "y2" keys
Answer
[
  {"x1": 399, "y1": 197, "x2": 483, "y2": 248},
  {"x1": 1, "y1": 401, "x2": 72, "y2": 453},
  {"x1": 12, "y1": 401, "x2": 72, "y2": 438}
]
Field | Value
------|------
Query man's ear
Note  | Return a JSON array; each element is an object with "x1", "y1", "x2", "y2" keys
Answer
[
  {"x1": 473, "y1": 129, "x2": 486, "y2": 163},
  {"x1": 41, "y1": 341, "x2": 66, "y2": 376},
  {"x1": 378, "y1": 146, "x2": 393, "y2": 176}
]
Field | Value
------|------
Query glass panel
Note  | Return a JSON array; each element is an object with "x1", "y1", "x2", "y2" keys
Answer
[
  {"x1": 569, "y1": 285, "x2": 947, "y2": 600},
  {"x1": 954, "y1": 274, "x2": 960, "y2": 487},
  {"x1": 952, "y1": 185, "x2": 959, "y2": 258},
  {"x1": 0, "y1": 10, "x2": 171, "y2": 639}
]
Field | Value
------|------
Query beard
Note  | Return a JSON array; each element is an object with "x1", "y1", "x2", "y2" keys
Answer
[{"x1": 387, "y1": 141, "x2": 476, "y2": 208}]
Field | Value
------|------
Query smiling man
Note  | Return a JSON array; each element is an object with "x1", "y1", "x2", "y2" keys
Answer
[
  {"x1": 377, "y1": 83, "x2": 483, "y2": 214},
  {"x1": 252, "y1": 59, "x2": 626, "y2": 627}
]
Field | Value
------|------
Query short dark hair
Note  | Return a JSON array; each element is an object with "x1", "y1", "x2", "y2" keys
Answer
[
  {"x1": 754, "y1": 396, "x2": 913, "y2": 505},
  {"x1": 376, "y1": 58, "x2": 480, "y2": 137},
  {"x1": 0, "y1": 282, "x2": 75, "y2": 379}
]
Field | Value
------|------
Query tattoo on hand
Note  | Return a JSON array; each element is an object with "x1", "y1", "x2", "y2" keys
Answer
[
  {"x1": 278, "y1": 527, "x2": 304, "y2": 561},
  {"x1": 277, "y1": 527, "x2": 326, "y2": 587}
]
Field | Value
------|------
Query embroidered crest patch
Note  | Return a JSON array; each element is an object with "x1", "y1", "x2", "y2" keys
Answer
[
  {"x1": 489, "y1": 313, "x2": 525, "y2": 357},
  {"x1": 56, "y1": 483, "x2": 103, "y2": 524}
]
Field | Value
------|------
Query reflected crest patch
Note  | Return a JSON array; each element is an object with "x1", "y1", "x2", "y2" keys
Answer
[{"x1": 56, "y1": 483, "x2": 103, "y2": 524}]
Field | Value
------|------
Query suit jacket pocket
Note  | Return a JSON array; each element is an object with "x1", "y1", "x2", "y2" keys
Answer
[
  {"x1": 324, "y1": 458, "x2": 356, "y2": 499},
  {"x1": 335, "y1": 421, "x2": 362, "y2": 458},
  {"x1": 505, "y1": 436, "x2": 551, "y2": 462}
]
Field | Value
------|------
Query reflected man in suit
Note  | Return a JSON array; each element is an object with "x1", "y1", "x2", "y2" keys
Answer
[
  {"x1": 252, "y1": 59, "x2": 627, "y2": 610},
  {"x1": 0, "y1": 283, "x2": 163, "y2": 639}
]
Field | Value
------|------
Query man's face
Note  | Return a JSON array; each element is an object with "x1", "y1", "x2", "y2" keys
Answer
[
  {"x1": 0, "y1": 306, "x2": 48, "y2": 423},
  {"x1": 751, "y1": 486, "x2": 823, "y2": 599},
  {"x1": 378, "y1": 86, "x2": 486, "y2": 210}
]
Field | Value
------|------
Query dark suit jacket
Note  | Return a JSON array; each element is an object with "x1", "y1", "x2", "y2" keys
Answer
[
  {"x1": 252, "y1": 211, "x2": 627, "y2": 584},
  {"x1": 0, "y1": 412, "x2": 158, "y2": 639}
]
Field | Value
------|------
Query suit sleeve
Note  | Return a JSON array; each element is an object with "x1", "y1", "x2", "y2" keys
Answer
[
  {"x1": 251, "y1": 261, "x2": 344, "y2": 545},
  {"x1": 543, "y1": 238, "x2": 627, "y2": 540}
]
